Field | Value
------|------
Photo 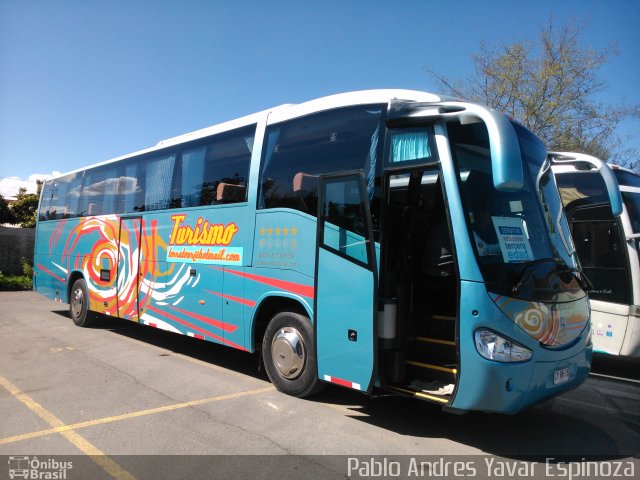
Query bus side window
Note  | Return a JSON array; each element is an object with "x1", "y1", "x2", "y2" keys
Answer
[
  {"x1": 50, "y1": 172, "x2": 82, "y2": 219},
  {"x1": 200, "y1": 125, "x2": 255, "y2": 206},
  {"x1": 179, "y1": 146, "x2": 206, "y2": 208},
  {"x1": 171, "y1": 125, "x2": 255, "y2": 208},
  {"x1": 145, "y1": 154, "x2": 177, "y2": 211},
  {"x1": 39, "y1": 181, "x2": 54, "y2": 221},
  {"x1": 259, "y1": 105, "x2": 383, "y2": 215},
  {"x1": 117, "y1": 159, "x2": 145, "y2": 214},
  {"x1": 80, "y1": 166, "x2": 111, "y2": 216}
]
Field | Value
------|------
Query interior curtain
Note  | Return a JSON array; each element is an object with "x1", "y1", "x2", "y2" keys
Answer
[{"x1": 392, "y1": 132, "x2": 430, "y2": 162}]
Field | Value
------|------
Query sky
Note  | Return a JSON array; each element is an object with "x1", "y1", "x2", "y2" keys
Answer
[{"x1": 1, "y1": 0, "x2": 639, "y2": 199}]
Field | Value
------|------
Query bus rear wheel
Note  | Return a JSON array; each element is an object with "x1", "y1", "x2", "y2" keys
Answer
[
  {"x1": 70, "y1": 278, "x2": 96, "y2": 327},
  {"x1": 262, "y1": 311, "x2": 323, "y2": 398}
]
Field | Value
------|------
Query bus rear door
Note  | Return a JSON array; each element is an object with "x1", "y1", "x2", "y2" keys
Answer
[{"x1": 116, "y1": 216, "x2": 142, "y2": 321}]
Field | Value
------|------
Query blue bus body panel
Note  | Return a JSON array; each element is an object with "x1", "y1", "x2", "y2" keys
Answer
[
  {"x1": 451, "y1": 280, "x2": 591, "y2": 413},
  {"x1": 33, "y1": 206, "x2": 320, "y2": 354},
  {"x1": 316, "y1": 247, "x2": 375, "y2": 392}
]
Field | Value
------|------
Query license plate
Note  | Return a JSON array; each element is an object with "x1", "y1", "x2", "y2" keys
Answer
[{"x1": 554, "y1": 367, "x2": 570, "y2": 385}]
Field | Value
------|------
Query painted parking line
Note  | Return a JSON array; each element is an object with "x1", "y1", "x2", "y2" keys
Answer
[
  {"x1": 0, "y1": 384, "x2": 274, "y2": 446},
  {"x1": 0, "y1": 374, "x2": 135, "y2": 480}
]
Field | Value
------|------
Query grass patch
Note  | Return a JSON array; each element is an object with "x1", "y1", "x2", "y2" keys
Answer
[{"x1": 0, "y1": 273, "x2": 32, "y2": 291}]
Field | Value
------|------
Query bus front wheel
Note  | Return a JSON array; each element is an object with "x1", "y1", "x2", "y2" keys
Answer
[
  {"x1": 70, "y1": 278, "x2": 96, "y2": 327},
  {"x1": 262, "y1": 311, "x2": 323, "y2": 398}
]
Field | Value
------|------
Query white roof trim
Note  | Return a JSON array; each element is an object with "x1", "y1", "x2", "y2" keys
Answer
[{"x1": 49, "y1": 89, "x2": 444, "y2": 180}]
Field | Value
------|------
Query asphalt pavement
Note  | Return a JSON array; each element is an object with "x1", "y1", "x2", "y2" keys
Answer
[{"x1": 1, "y1": 291, "x2": 638, "y2": 479}]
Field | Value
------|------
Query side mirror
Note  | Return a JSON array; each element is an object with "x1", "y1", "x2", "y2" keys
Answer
[
  {"x1": 549, "y1": 153, "x2": 623, "y2": 217},
  {"x1": 387, "y1": 99, "x2": 523, "y2": 191}
]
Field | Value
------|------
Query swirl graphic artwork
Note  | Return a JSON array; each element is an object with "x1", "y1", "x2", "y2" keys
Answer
[{"x1": 490, "y1": 294, "x2": 589, "y2": 347}]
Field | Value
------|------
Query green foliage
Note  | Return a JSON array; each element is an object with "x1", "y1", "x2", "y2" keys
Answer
[
  {"x1": 0, "y1": 272, "x2": 32, "y2": 291},
  {"x1": 429, "y1": 19, "x2": 640, "y2": 171},
  {"x1": 21, "y1": 257, "x2": 34, "y2": 278},
  {"x1": 0, "y1": 194, "x2": 14, "y2": 224},
  {"x1": 11, "y1": 187, "x2": 39, "y2": 228}
]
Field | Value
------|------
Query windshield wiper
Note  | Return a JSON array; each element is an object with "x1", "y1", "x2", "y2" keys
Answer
[
  {"x1": 556, "y1": 267, "x2": 594, "y2": 292},
  {"x1": 511, "y1": 257, "x2": 563, "y2": 294}
]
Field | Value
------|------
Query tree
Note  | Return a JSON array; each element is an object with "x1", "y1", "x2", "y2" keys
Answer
[
  {"x1": 0, "y1": 194, "x2": 14, "y2": 224},
  {"x1": 11, "y1": 181, "x2": 41, "y2": 228},
  {"x1": 428, "y1": 20, "x2": 640, "y2": 170}
]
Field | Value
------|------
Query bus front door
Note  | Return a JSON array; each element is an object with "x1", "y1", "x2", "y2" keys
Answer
[
  {"x1": 315, "y1": 172, "x2": 377, "y2": 392},
  {"x1": 116, "y1": 216, "x2": 142, "y2": 321}
]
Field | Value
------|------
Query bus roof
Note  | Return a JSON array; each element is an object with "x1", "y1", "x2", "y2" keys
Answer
[
  {"x1": 48, "y1": 89, "x2": 444, "y2": 181},
  {"x1": 549, "y1": 151, "x2": 636, "y2": 175}
]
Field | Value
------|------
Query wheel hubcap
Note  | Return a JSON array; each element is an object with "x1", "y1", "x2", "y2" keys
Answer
[
  {"x1": 71, "y1": 288, "x2": 84, "y2": 319},
  {"x1": 271, "y1": 327, "x2": 306, "y2": 379}
]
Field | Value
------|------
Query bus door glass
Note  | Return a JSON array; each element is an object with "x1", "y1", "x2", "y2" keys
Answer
[
  {"x1": 117, "y1": 216, "x2": 142, "y2": 321},
  {"x1": 315, "y1": 172, "x2": 377, "y2": 392}
]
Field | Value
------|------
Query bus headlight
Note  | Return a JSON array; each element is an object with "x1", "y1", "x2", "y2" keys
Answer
[{"x1": 474, "y1": 328, "x2": 532, "y2": 362}]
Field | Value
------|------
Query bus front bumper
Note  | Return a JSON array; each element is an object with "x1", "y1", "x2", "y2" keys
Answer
[{"x1": 450, "y1": 347, "x2": 591, "y2": 414}]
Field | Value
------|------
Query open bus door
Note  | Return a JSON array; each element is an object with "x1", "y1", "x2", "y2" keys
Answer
[{"x1": 315, "y1": 172, "x2": 378, "y2": 392}]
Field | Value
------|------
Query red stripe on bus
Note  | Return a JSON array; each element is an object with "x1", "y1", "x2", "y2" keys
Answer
[
  {"x1": 166, "y1": 305, "x2": 237, "y2": 333},
  {"x1": 204, "y1": 290, "x2": 257, "y2": 308},
  {"x1": 146, "y1": 305, "x2": 247, "y2": 351},
  {"x1": 327, "y1": 376, "x2": 353, "y2": 388},
  {"x1": 147, "y1": 305, "x2": 222, "y2": 341},
  {"x1": 212, "y1": 267, "x2": 314, "y2": 299},
  {"x1": 37, "y1": 264, "x2": 66, "y2": 284}
]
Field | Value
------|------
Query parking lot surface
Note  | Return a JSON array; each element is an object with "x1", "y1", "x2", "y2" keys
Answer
[{"x1": 1, "y1": 292, "x2": 638, "y2": 479}]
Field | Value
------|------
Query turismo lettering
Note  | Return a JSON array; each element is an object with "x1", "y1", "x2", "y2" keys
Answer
[{"x1": 169, "y1": 214, "x2": 238, "y2": 246}]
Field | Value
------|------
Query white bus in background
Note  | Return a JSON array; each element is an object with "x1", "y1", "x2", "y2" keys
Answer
[{"x1": 551, "y1": 152, "x2": 640, "y2": 357}]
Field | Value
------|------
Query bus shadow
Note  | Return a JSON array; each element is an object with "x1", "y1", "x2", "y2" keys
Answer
[
  {"x1": 50, "y1": 309, "x2": 267, "y2": 382},
  {"x1": 50, "y1": 308, "x2": 639, "y2": 459},
  {"x1": 316, "y1": 383, "x2": 639, "y2": 460}
]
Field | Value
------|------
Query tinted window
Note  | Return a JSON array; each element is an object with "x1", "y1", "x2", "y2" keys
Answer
[
  {"x1": 145, "y1": 154, "x2": 176, "y2": 211},
  {"x1": 48, "y1": 172, "x2": 83, "y2": 219},
  {"x1": 555, "y1": 171, "x2": 609, "y2": 210},
  {"x1": 177, "y1": 125, "x2": 255, "y2": 207},
  {"x1": 79, "y1": 165, "x2": 119, "y2": 216},
  {"x1": 259, "y1": 105, "x2": 383, "y2": 215},
  {"x1": 614, "y1": 169, "x2": 640, "y2": 189},
  {"x1": 37, "y1": 125, "x2": 256, "y2": 220},
  {"x1": 569, "y1": 205, "x2": 630, "y2": 304},
  {"x1": 38, "y1": 180, "x2": 54, "y2": 221},
  {"x1": 118, "y1": 159, "x2": 145, "y2": 213},
  {"x1": 320, "y1": 175, "x2": 371, "y2": 265},
  {"x1": 622, "y1": 192, "x2": 640, "y2": 234}
]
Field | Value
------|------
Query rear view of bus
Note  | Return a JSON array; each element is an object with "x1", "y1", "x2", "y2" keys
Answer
[{"x1": 552, "y1": 152, "x2": 640, "y2": 357}]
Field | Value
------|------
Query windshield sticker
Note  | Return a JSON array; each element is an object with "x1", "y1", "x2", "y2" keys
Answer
[
  {"x1": 509, "y1": 200, "x2": 523, "y2": 213},
  {"x1": 492, "y1": 217, "x2": 534, "y2": 263}
]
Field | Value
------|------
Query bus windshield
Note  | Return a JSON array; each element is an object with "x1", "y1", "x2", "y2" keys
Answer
[
  {"x1": 449, "y1": 121, "x2": 582, "y2": 301},
  {"x1": 622, "y1": 192, "x2": 640, "y2": 234}
]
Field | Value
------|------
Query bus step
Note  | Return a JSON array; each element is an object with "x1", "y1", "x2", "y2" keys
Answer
[
  {"x1": 388, "y1": 384, "x2": 452, "y2": 404},
  {"x1": 406, "y1": 360, "x2": 457, "y2": 374},
  {"x1": 409, "y1": 337, "x2": 457, "y2": 366},
  {"x1": 405, "y1": 359, "x2": 457, "y2": 383},
  {"x1": 416, "y1": 336, "x2": 455, "y2": 346},
  {"x1": 432, "y1": 314, "x2": 456, "y2": 322}
]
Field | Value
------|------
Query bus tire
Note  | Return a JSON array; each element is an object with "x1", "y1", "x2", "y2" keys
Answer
[
  {"x1": 262, "y1": 311, "x2": 324, "y2": 398},
  {"x1": 69, "y1": 278, "x2": 96, "y2": 327}
]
